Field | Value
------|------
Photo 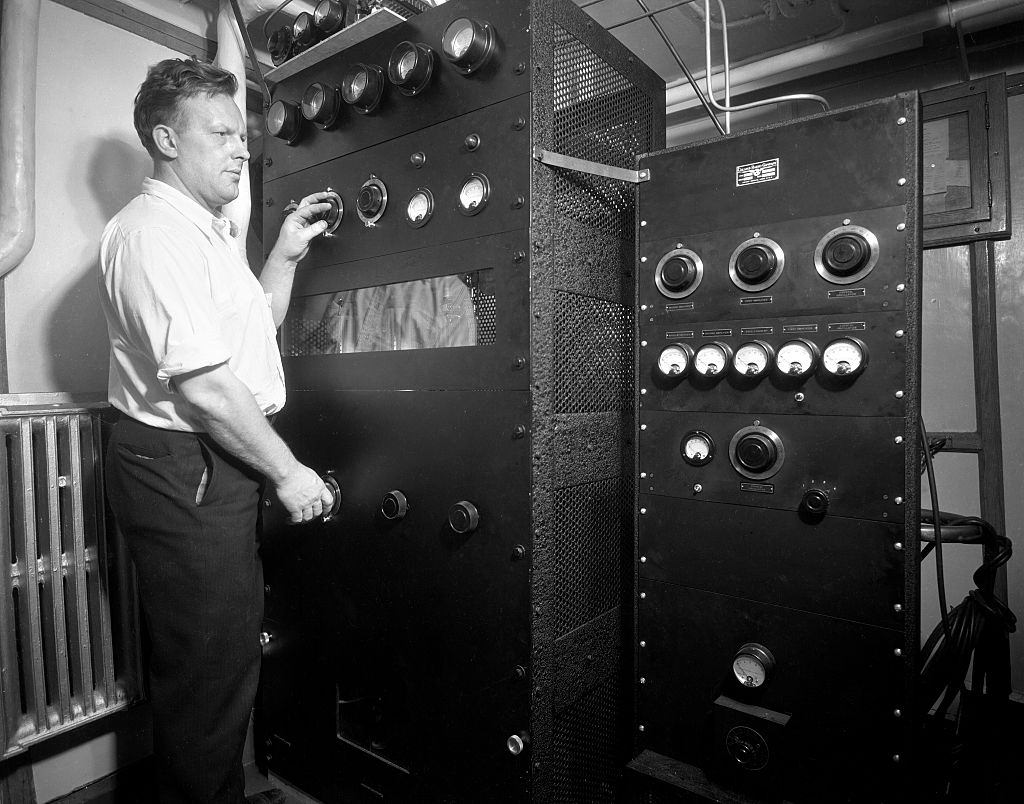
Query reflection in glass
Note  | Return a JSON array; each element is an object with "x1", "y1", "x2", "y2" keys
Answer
[{"x1": 284, "y1": 270, "x2": 496, "y2": 355}]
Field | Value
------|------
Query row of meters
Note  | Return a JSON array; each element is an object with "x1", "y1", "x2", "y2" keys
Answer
[
  {"x1": 289, "y1": 171, "x2": 495, "y2": 230},
  {"x1": 655, "y1": 336, "x2": 868, "y2": 382},
  {"x1": 267, "y1": 14, "x2": 500, "y2": 142},
  {"x1": 653, "y1": 224, "x2": 880, "y2": 297}
]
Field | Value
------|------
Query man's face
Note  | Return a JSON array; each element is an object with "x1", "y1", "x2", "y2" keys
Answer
[{"x1": 169, "y1": 92, "x2": 249, "y2": 212}]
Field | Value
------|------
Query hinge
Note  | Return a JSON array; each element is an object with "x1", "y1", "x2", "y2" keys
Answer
[
  {"x1": 988, "y1": 178, "x2": 993, "y2": 209},
  {"x1": 533, "y1": 149, "x2": 651, "y2": 184},
  {"x1": 985, "y1": 98, "x2": 990, "y2": 129}
]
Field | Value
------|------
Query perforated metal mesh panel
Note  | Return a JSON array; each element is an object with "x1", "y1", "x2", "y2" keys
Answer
[
  {"x1": 552, "y1": 673, "x2": 621, "y2": 802},
  {"x1": 553, "y1": 292, "x2": 632, "y2": 415},
  {"x1": 554, "y1": 478, "x2": 626, "y2": 638}
]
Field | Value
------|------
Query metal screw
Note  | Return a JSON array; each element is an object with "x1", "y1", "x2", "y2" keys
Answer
[
  {"x1": 640, "y1": 424, "x2": 647, "y2": 431},
  {"x1": 897, "y1": 117, "x2": 907, "y2": 125},
  {"x1": 894, "y1": 648, "x2": 902, "y2": 657},
  {"x1": 641, "y1": 340, "x2": 648, "y2": 347},
  {"x1": 794, "y1": 392, "x2": 805, "y2": 402},
  {"x1": 693, "y1": 484, "x2": 702, "y2": 493},
  {"x1": 512, "y1": 545, "x2": 526, "y2": 561},
  {"x1": 640, "y1": 256, "x2": 648, "y2": 263},
  {"x1": 640, "y1": 304, "x2": 648, "y2": 311},
  {"x1": 843, "y1": 218, "x2": 851, "y2": 226},
  {"x1": 265, "y1": 198, "x2": 274, "y2": 207},
  {"x1": 895, "y1": 330, "x2": 905, "y2": 338},
  {"x1": 639, "y1": 677, "x2": 646, "y2": 684},
  {"x1": 264, "y1": 499, "x2": 272, "y2": 508},
  {"x1": 511, "y1": 195, "x2": 525, "y2": 210},
  {"x1": 895, "y1": 496, "x2": 903, "y2": 505},
  {"x1": 513, "y1": 425, "x2": 526, "y2": 439},
  {"x1": 640, "y1": 472, "x2": 647, "y2": 478},
  {"x1": 895, "y1": 542, "x2": 903, "y2": 551},
  {"x1": 638, "y1": 725, "x2": 645, "y2": 733},
  {"x1": 264, "y1": 584, "x2": 271, "y2": 595},
  {"x1": 514, "y1": 62, "x2": 526, "y2": 74},
  {"x1": 513, "y1": 250, "x2": 525, "y2": 263},
  {"x1": 641, "y1": 388, "x2": 647, "y2": 395},
  {"x1": 895, "y1": 391, "x2": 904, "y2": 399},
  {"x1": 640, "y1": 507, "x2": 647, "y2": 514},
  {"x1": 640, "y1": 220, "x2": 647, "y2": 227},
  {"x1": 897, "y1": 283, "x2": 906, "y2": 292},
  {"x1": 264, "y1": 156, "x2": 273, "y2": 167},
  {"x1": 513, "y1": 357, "x2": 526, "y2": 370},
  {"x1": 895, "y1": 436, "x2": 904, "y2": 444},
  {"x1": 640, "y1": 556, "x2": 647, "y2": 563},
  {"x1": 893, "y1": 754, "x2": 901, "y2": 763},
  {"x1": 512, "y1": 117, "x2": 526, "y2": 130},
  {"x1": 898, "y1": 177, "x2": 907, "y2": 186},
  {"x1": 514, "y1": 665, "x2": 526, "y2": 679},
  {"x1": 639, "y1": 640, "x2": 646, "y2": 647},
  {"x1": 259, "y1": 632, "x2": 273, "y2": 647},
  {"x1": 897, "y1": 222, "x2": 906, "y2": 231},
  {"x1": 893, "y1": 603, "x2": 903, "y2": 613},
  {"x1": 57, "y1": 476, "x2": 69, "y2": 488},
  {"x1": 894, "y1": 708, "x2": 902, "y2": 718},
  {"x1": 639, "y1": 592, "x2": 646, "y2": 599}
]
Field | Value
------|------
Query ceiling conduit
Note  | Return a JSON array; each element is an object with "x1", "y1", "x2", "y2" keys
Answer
[
  {"x1": 666, "y1": 0, "x2": 1024, "y2": 114},
  {"x1": 0, "y1": 0, "x2": 40, "y2": 280}
]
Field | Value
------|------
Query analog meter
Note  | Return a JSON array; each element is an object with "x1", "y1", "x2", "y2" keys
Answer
[
  {"x1": 266, "y1": 99, "x2": 301, "y2": 144},
  {"x1": 732, "y1": 341, "x2": 774, "y2": 379},
  {"x1": 405, "y1": 188, "x2": 434, "y2": 228},
  {"x1": 388, "y1": 41, "x2": 435, "y2": 95},
  {"x1": 292, "y1": 12, "x2": 317, "y2": 49},
  {"x1": 657, "y1": 343, "x2": 694, "y2": 378},
  {"x1": 693, "y1": 342, "x2": 732, "y2": 379},
  {"x1": 822, "y1": 337, "x2": 868, "y2": 378},
  {"x1": 441, "y1": 17, "x2": 496, "y2": 74},
  {"x1": 732, "y1": 643, "x2": 776, "y2": 689},
  {"x1": 313, "y1": 0, "x2": 345, "y2": 36},
  {"x1": 458, "y1": 173, "x2": 490, "y2": 216},
  {"x1": 300, "y1": 82, "x2": 341, "y2": 128},
  {"x1": 680, "y1": 430, "x2": 715, "y2": 467},
  {"x1": 775, "y1": 339, "x2": 820, "y2": 379},
  {"x1": 341, "y1": 63, "x2": 385, "y2": 114}
]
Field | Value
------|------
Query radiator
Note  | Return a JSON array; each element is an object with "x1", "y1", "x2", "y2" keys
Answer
[{"x1": 0, "y1": 394, "x2": 141, "y2": 761}]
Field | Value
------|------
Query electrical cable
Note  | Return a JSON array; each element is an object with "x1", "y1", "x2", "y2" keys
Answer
[{"x1": 921, "y1": 416, "x2": 953, "y2": 648}]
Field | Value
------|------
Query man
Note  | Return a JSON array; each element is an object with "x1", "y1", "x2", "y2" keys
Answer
[{"x1": 98, "y1": 3, "x2": 333, "y2": 800}]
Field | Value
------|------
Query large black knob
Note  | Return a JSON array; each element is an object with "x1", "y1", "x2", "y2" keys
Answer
[
  {"x1": 735, "y1": 433, "x2": 778, "y2": 474},
  {"x1": 381, "y1": 490, "x2": 409, "y2": 521},
  {"x1": 821, "y1": 233, "x2": 870, "y2": 277},
  {"x1": 660, "y1": 255, "x2": 698, "y2": 293},
  {"x1": 357, "y1": 184, "x2": 384, "y2": 216},
  {"x1": 268, "y1": 26, "x2": 293, "y2": 65},
  {"x1": 734, "y1": 244, "x2": 777, "y2": 284},
  {"x1": 321, "y1": 474, "x2": 342, "y2": 522},
  {"x1": 448, "y1": 501, "x2": 480, "y2": 535},
  {"x1": 801, "y1": 488, "x2": 830, "y2": 518}
]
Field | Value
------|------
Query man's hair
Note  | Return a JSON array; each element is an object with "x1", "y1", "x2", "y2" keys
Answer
[{"x1": 133, "y1": 58, "x2": 237, "y2": 155}]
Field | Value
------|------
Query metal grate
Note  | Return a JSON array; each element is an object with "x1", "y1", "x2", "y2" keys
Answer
[
  {"x1": 554, "y1": 478, "x2": 626, "y2": 638},
  {"x1": 553, "y1": 292, "x2": 632, "y2": 415},
  {"x1": 553, "y1": 673, "x2": 622, "y2": 803},
  {"x1": 0, "y1": 402, "x2": 139, "y2": 761},
  {"x1": 552, "y1": 25, "x2": 654, "y2": 238}
]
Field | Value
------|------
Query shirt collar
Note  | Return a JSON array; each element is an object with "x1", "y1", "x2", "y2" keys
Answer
[{"x1": 142, "y1": 177, "x2": 240, "y2": 240}]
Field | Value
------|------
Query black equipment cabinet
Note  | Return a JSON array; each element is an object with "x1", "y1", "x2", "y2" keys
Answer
[
  {"x1": 632, "y1": 96, "x2": 923, "y2": 803},
  {"x1": 257, "y1": 1, "x2": 664, "y2": 801}
]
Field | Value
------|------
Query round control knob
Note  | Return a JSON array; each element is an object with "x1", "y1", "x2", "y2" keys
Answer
[
  {"x1": 311, "y1": 191, "x2": 343, "y2": 236},
  {"x1": 735, "y1": 433, "x2": 777, "y2": 474},
  {"x1": 448, "y1": 501, "x2": 480, "y2": 535},
  {"x1": 321, "y1": 474, "x2": 342, "y2": 521},
  {"x1": 357, "y1": 184, "x2": 384, "y2": 216},
  {"x1": 801, "y1": 488, "x2": 830, "y2": 517},
  {"x1": 381, "y1": 490, "x2": 409, "y2": 521},
  {"x1": 726, "y1": 726, "x2": 770, "y2": 771},
  {"x1": 822, "y1": 233, "x2": 870, "y2": 276},
  {"x1": 266, "y1": 99, "x2": 302, "y2": 144},
  {"x1": 734, "y1": 244, "x2": 777, "y2": 284},
  {"x1": 268, "y1": 26, "x2": 293, "y2": 65},
  {"x1": 661, "y1": 255, "x2": 698, "y2": 292}
]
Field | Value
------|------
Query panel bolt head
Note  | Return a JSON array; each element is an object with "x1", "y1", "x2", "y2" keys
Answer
[
  {"x1": 641, "y1": 388, "x2": 647, "y2": 395},
  {"x1": 640, "y1": 472, "x2": 647, "y2": 478},
  {"x1": 897, "y1": 117, "x2": 907, "y2": 125},
  {"x1": 794, "y1": 392, "x2": 805, "y2": 402},
  {"x1": 897, "y1": 222, "x2": 907, "y2": 231},
  {"x1": 641, "y1": 256, "x2": 648, "y2": 263},
  {"x1": 895, "y1": 390, "x2": 904, "y2": 399},
  {"x1": 639, "y1": 640, "x2": 646, "y2": 647},
  {"x1": 894, "y1": 603, "x2": 903, "y2": 613},
  {"x1": 639, "y1": 592, "x2": 647, "y2": 599},
  {"x1": 639, "y1": 676, "x2": 646, "y2": 684},
  {"x1": 895, "y1": 496, "x2": 903, "y2": 505},
  {"x1": 264, "y1": 156, "x2": 273, "y2": 167},
  {"x1": 512, "y1": 545, "x2": 526, "y2": 561},
  {"x1": 693, "y1": 484, "x2": 702, "y2": 494},
  {"x1": 512, "y1": 117, "x2": 526, "y2": 130},
  {"x1": 895, "y1": 436, "x2": 904, "y2": 444},
  {"x1": 514, "y1": 665, "x2": 527, "y2": 679},
  {"x1": 897, "y1": 283, "x2": 906, "y2": 291},
  {"x1": 641, "y1": 220, "x2": 647, "y2": 227},
  {"x1": 640, "y1": 304, "x2": 648, "y2": 311},
  {"x1": 895, "y1": 542, "x2": 903, "y2": 551},
  {"x1": 640, "y1": 507, "x2": 647, "y2": 515},
  {"x1": 641, "y1": 340, "x2": 648, "y2": 347},
  {"x1": 898, "y1": 177, "x2": 907, "y2": 186},
  {"x1": 514, "y1": 62, "x2": 526, "y2": 74},
  {"x1": 640, "y1": 424, "x2": 647, "y2": 431},
  {"x1": 639, "y1": 725, "x2": 646, "y2": 733},
  {"x1": 513, "y1": 250, "x2": 526, "y2": 263},
  {"x1": 843, "y1": 218, "x2": 851, "y2": 226},
  {"x1": 639, "y1": 170, "x2": 648, "y2": 178},
  {"x1": 894, "y1": 648, "x2": 903, "y2": 657},
  {"x1": 894, "y1": 708, "x2": 902, "y2": 717},
  {"x1": 265, "y1": 198, "x2": 274, "y2": 207},
  {"x1": 513, "y1": 425, "x2": 527, "y2": 439},
  {"x1": 893, "y1": 754, "x2": 901, "y2": 763},
  {"x1": 264, "y1": 499, "x2": 272, "y2": 507},
  {"x1": 640, "y1": 556, "x2": 647, "y2": 563},
  {"x1": 895, "y1": 329, "x2": 905, "y2": 338}
]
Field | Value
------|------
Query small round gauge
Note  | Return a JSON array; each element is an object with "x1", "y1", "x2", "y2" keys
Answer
[
  {"x1": 313, "y1": 0, "x2": 346, "y2": 36},
  {"x1": 341, "y1": 63, "x2": 384, "y2": 114},
  {"x1": 731, "y1": 643, "x2": 775, "y2": 689},
  {"x1": 657, "y1": 343, "x2": 693, "y2": 378},
  {"x1": 680, "y1": 430, "x2": 715, "y2": 467},
  {"x1": 654, "y1": 248, "x2": 703, "y2": 299},
  {"x1": 405, "y1": 188, "x2": 434, "y2": 228},
  {"x1": 292, "y1": 11, "x2": 317, "y2": 49},
  {"x1": 458, "y1": 173, "x2": 490, "y2": 216},
  {"x1": 268, "y1": 25, "x2": 293, "y2": 65},
  {"x1": 388, "y1": 41, "x2": 435, "y2": 95},
  {"x1": 822, "y1": 337, "x2": 868, "y2": 378},
  {"x1": 693, "y1": 342, "x2": 733, "y2": 379},
  {"x1": 265, "y1": 99, "x2": 301, "y2": 144},
  {"x1": 732, "y1": 341, "x2": 774, "y2": 379},
  {"x1": 441, "y1": 17, "x2": 496, "y2": 74},
  {"x1": 300, "y1": 82, "x2": 341, "y2": 128},
  {"x1": 775, "y1": 339, "x2": 820, "y2": 378}
]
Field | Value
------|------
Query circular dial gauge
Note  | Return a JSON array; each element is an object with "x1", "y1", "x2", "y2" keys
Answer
[
  {"x1": 314, "y1": 0, "x2": 345, "y2": 36},
  {"x1": 388, "y1": 41, "x2": 435, "y2": 95},
  {"x1": 405, "y1": 189, "x2": 434, "y2": 227},
  {"x1": 397, "y1": 49, "x2": 417, "y2": 78},
  {"x1": 775, "y1": 339, "x2": 819, "y2": 378},
  {"x1": 341, "y1": 64, "x2": 384, "y2": 113},
  {"x1": 681, "y1": 430, "x2": 714, "y2": 467},
  {"x1": 266, "y1": 99, "x2": 301, "y2": 144},
  {"x1": 732, "y1": 341, "x2": 773, "y2": 379},
  {"x1": 731, "y1": 643, "x2": 776, "y2": 689},
  {"x1": 458, "y1": 173, "x2": 490, "y2": 215},
  {"x1": 693, "y1": 342, "x2": 732, "y2": 378},
  {"x1": 300, "y1": 82, "x2": 340, "y2": 128},
  {"x1": 822, "y1": 337, "x2": 868, "y2": 378},
  {"x1": 441, "y1": 17, "x2": 496, "y2": 74},
  {"x1": 657, "y1": 343, "x2": 693, "y2": 378},
  {"x1": 451, "y1": 25, "x2": 474, "y2": 58},
  {"x1": 292, "y1": 12, "x2": 316, "y2": 47}
]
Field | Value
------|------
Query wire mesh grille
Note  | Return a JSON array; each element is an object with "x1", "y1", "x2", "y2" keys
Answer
[
  {"x1": 552, "y1": 24, "x2": 654, "y2": 238},
  {"x1": 553, "y1": 292, "x2": 632, "y2": 415},
  {"x1": 552, "y1": 673, "x2": 622, "y2": 803},
  {"x1": 554, "y1": 477, "x2": 626, "y2": 638}
]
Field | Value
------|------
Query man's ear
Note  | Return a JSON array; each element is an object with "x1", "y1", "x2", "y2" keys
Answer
[{"x1": 152, "y1": 124, "x2": 178, "y2": 159}]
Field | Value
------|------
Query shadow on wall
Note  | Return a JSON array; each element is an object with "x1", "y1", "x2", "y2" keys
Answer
[{"x1": 45, "y1": 137, "x2": 149, "y2": 393}]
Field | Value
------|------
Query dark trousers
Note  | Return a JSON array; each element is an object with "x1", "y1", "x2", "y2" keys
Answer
[{"x1": 105, "y1": 416, "x2": 264, "y2": 804}]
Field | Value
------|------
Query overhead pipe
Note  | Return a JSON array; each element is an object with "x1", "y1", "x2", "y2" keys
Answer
[
  {"x1": 0, "y1": 0, "x2": 40, "y2": 280},
  {"x1": 667, "y1": 0, "x2": 1024, "y2": 114}
]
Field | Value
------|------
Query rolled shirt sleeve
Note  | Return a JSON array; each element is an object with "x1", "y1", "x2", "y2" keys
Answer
[{"x1": 104, "y1": 226, "x2": 232, "y2": 392}]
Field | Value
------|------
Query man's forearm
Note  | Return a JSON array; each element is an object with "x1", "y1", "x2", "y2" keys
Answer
[{"x1": 259, "y1": 251, "x2": 299, "y2": 328}]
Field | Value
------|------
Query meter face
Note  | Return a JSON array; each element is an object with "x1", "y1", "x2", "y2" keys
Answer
[
  {"x1": 451, "y1": 25, "x2": 474, "y2": 58},
  {"x1": 681, "y1": 431, "x2": 714, "y2": 466},
  {"x1": 694, "y1": 343, "x2": 729, "y2": 377},
  {"x1": 405, "y1": 189, "x2": 433, "y2": 227},
  {"x1": 458, "y1": 174, "x2": 489, "y2": 215},
  {"x1": 776, "y1": 340, "x2": 818, "y2": 377},
  {"x1": 398, "y1": 49, "x2": 417, "y2": 79},
  {"x1": 732, "y1": 654, "x2": 767, "y2": 688},
  {"x1": 657, "y1": 344, "x2": 692, "y2": 377},
  {"x1": 733, "y1": 342, "x2": 771, "y2": 378},
  {"x1": 822, "y1": 337, "x2": 867, "y2": 377}
]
